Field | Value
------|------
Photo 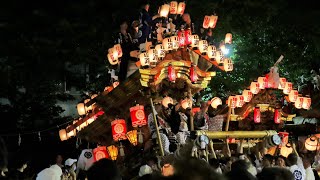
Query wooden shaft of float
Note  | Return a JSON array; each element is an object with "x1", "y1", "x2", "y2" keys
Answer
[
  {"x1": 195, "y1": 130, "x2": 277, "y2": 139},
  {"x1": 150, "y1": 98, "x2": 165, "y2": 156}
]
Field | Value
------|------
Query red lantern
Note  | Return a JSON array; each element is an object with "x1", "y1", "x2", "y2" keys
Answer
[
  {"x1": 203, "y1": 16, "x2": 211, "y2": 29},
  {"x1": 254, "y1": 107, "x2": 261, "y2": 123},
  {"x1": 130, "y1": 105, "x2": 147, "y2": 127},
  {"x1": 178, "y1": 30, "x2": 186, "y2": 46},
  {"x1": 192, "y1": 107, "x2": 201, "y2": 115},
  {"x1": 184, "y1": 29, "x2": 192, "y2": 45},
  {"x1": 168, "y1": 64, "x2": 176, "y2": 82},
  {"x1": 190, "y1": 65, "x2": 198, "y2": 83},
  {"x1": 111, "y1": 119, "x2": 127, "y2": 141},
  {"x1": 93, "y1": 146, "x2": 109, "y2": 162},
  {"x1": 274, "y1": 109, "x2": 281, "y2": 124}
]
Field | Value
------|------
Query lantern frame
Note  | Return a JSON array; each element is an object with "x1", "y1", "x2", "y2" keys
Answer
[{"x1": 126, "y1": 130, "x2": 138, "y2": 146}]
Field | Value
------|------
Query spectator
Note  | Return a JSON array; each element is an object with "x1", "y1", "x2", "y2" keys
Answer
[
  {"x1": 87, "y1": 159, "x2": 121, "y2": 180},
  {"x1": 7, "y1": 156, "x2": 29, "y2": 180},
  {"x1": 36, "y1": 164, "x2": 62, "y2": 180},
  {"x1": 257, "y1": 167, "x2": 294, "y2": 180},
  {"x1": 287, "y1": 153, "x2": 305, "y2": 180},
  {"x1": 138, "y1": 1, "x2": 152, "y2": 44},
  {"x1": 64, "y1": 158, "x2": 77, "y2": 180},
  {"x1": 55, "y1": 155, "x2": 63, "y2": 168},
  {"x1": 262, "y1": 154, "x2": 274, "y2": 168},
  {"x1": 276, "y1": 155, "x2": 287, "y2": 168},
  {"x1": 302, "y1": 156, "x2": 315, "y2": 180},
  {"x1": 225, "y1": 160, "x2": 256, "y2": 180},
  {"x1": 209, "y1": 158, "x2": 222, "y2": 174}
]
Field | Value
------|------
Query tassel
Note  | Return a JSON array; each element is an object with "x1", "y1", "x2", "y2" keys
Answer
[
  {"x1": 38, "y1": 132, "x2": 41, "y2": 142},
  {"x1": 18, "y1": 134, "x2": 21, "y2": 146},
  {"x1": 138, "y1": 130, "x2": 144, "y2": 144},
  {"x1": 119, "y1": 142, "x2": 125, "y2": 157}
]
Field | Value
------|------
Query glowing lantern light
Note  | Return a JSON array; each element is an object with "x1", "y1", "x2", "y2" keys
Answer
[
  {"x1": 242, "y1": 90, "x2": 253, "y2": 102},
  {"x1": 160, "y1": 4, "x2": 170, "y2": 17},
  {"x1": 190, "y1": 35, "x2": 199, "y2": 48},
  {"x1": 77, "y1": 103, "x2": 86, "y2": 116},
  {"x1": 278, "y1": 78, "x2": 287, "y2": 89},
  {"x1": 254, "y1": 107, "x2": 261, "y2": 123},
  {"x1": 184, "y1": 29, "x2": 192, "y2": 45},
  {"x1": 250, "y1": 82, "x2": 260, "y2": 94},
  {"x1": 170, "y1": 36, "x2": 179, "y2": 50},
  {"x1": 209, "y1": 15, "x2": 218, "y2": 28},
  {"x1": 236, "y1": 95, "x2": 245, "y2": 107},
  {"x1": 210, "y1": 97, "x2": 222, "y2": 109},
  {"x1": 66, "y1": 126, "x2": 76, "y2": 138},
  {"x1": 139, "y1": 52, "x2": 150, "y2": 67},
  {"x1": 111, "y1": 119, "x2": 127, "y2": 141},
  {"x1": 223, "y1": 58, "x2": 233, "y2": 72},
  {"x1": 148, "y1": 49, "x2": 158, "y2": 64},
  {"x1": 84, "y1": 99, "x2": 93, "y2": 112},
  {"x1": 104, "y1": 86, "x2": 113, "y2": 93},
  {"x1": 162, "y1": 96, "x2": 174, "y2": 108},
  {"x1": 199, "y1": 40, "x2": 208, "y2": 54},
  {"x1": 113, "y1": 81, "x2": 119, "y2": 88},
  {"x1": 274, "y1": 109, "x2": 281, "y2": 124},
  {"x1": 302, "y1": 97, "x2": 311, "y2": 110},
  {"x1": 107, "y1": 48, "x2": 119, "y2": 65},
  {"x1": 155, "y1": 44, "x2": 165, "y2": 58},
  {"x1": 181, "y1": 99, "x2": 191, "y2": 110},
  {"x1": 87, "y1": 117, "x2": 94, "y2": 125},
  {"x1": 215, "y1": 51, "x2": 223, "y2": 64},
  {"x1": 169, "y1": 1, "x2": 178, "y2": 14},
  {"x1": 177, "y1": 2, "x2": 186, "y2": 15},
  {"x1": 258, "y1": 77, "x2": 267, "y2": 89},
  {"x1": 203, "y1": 15, "x2": 211, "y2": 29},
  {"x1": 295, "y1": 96, "x2": 304, "y2": 109},
  {"x1": 283, "y1": 82, "x2": 293, "y2": 95},
  {"x1": 91, "y1": 94, "x2": 98, "y2": 99},
  {"x1": 288, "y1": 90, "x2": 298, "y2": 102},
  {"x1": 305, "y1": 136, "x2": 318, "y2": 151},
  {"x1": 93, "y1": 146, "x2": 109, "y2": 162},
  {"x1": 220, "y1": 44, "x2": 229, "y2": 55},
  {"x1": 190, "y1": 65, "x2": 198, "y2": 83},
  {"x1": 107, "y1": 145, "x2": 118, "y2": 161},
  {"x1": 126, "y1": 130, "x2": 138, "y2": 146},
  {"x1": 59, "y1": 129, "x2": 68, "y2": 141},
  {"x1": 130, "y1": 105, "x2": 147, "y2": 127},
  {"x1": 227, "y1": 96, "x2": 237, "y2": 108},
  {"x1": 163, "y1": 38, "x2": 173, "y2": 51},
  {"x1": 167, "y1": 64, "x2": 176, "y2": 82},
  {"x1": 177, "y1": 30, "x2": 186, "y2": 46},
  {"x1": 278, "y1": 132, "x2": 289, "y2": 147},
  {"x1": 113, "y1": 44, "x2": 123, "y2": 58},
  {"x1": 280, "y1": 143, "x2": 293, "y2": 157},
  {"x1": 225, "y1": 33, "x2": 232, "y2": 44},
  {"x1": 207, "y1": 46, "x2": 216, "y2": 59}
]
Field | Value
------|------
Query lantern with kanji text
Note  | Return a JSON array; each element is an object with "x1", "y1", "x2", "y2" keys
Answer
[
  {"x1": 148, "y1": 49, "x2": 158, "y2": 65},
  {"x1": 209, "y1": 15, "x2": 218, "y2": 28},
  {"x1": 113, "y1": 44, "x2": 123, "y2": 58},
  {"x1": 283, "y1": 82, "x2": 293, "y2": 95},
  {"x1": 223, "y1": 58, "x2": 233, "y2": 72},
  {"x1": 185, "y1": 29, "x2": 192, "y2": 45},
  {"x1": 274, "y1": 109, "x2": 281, "y2": 124},
  {"x1": 155, "y1": 44, "x2": 165, "y2": 58},
  {"x1": 163, "y1": 38, "x2": 173, "y2": 51},
  {"x1": 302, "y1": 97, "x2": 311, "y2": 110},
  {"x1": 215, "y1": 51, "x2": 223, "y2": 64},
  {"x1": 254, "y1": 107, "x2": 261, "y2": 123},
  {"x1": 207, "y1": 45, "x2": 216, "y2": 59},
  {"x1": 167, "y1": 64, "x2": 176, "y2": 82},
  {"x1": 177, "y1": 30, "x2": 186, "y2": 46},
  {"x1": 227, "y1": 96, "x2": 237, "y2": 108},
  {"x1": 170, "y1": 36, "x2": 179, "y2": 50},
  {"x1": 258, "y1": 77, "x2": 267, "y2": 89},
  {"x1": 242, "y1": 90, "x2": 253, "y2": 102},
  {"x1": 130, "y1": 105, "x2": 147, "y2": 128},
  {"x1": 250, "y1": 82, "x2": 260, "y2": 94},
  {"x1": 278, "y1": 78, "x2": 287, "y2": 89},
  {"x1": 169, "y1": 1, "x2": 178, "y2": 14},
  {"x1": 139, "y1": 52, "x2": 150, "y2": 67},
  {"x1": 190, "y1": 35, "x2": 199, "y2": 48},
  {"x1": 203, "y1": 15, "x2": 211, "y2": 29},
  {"x1": 199, "y1": 40, "x2": 208, "y2": 54},
  {"x1": 190, "y1": 65, "x2": 198, "y2": 83},
  {"x1": 295, "y1": 96, "x2": 304, "y2": 109},
  {"x1": 288, "y1": 90, "x2": 298, "y2": 102},
  {"x1": 225, "y1": 33, "x2": 232, "y2": 44},
  {"x1": 93, "y1": 146, "x2": 109, "y2": 162},
  {"x1": 107, "y1": 145, "x2": 118, "y2": 161},
  {"x1": 111, "y1": 119, "x2": 127, "y2": 141},
  {"x1": 236, "y1": 95, "x2": 244, "y2": 108},
  {"x1": 177, "y1": 2, "x2": 186, "y2": 15}
]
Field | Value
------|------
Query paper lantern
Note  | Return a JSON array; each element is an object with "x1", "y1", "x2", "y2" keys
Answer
[
  {"x1": 250, "y1": 82, "x2": 260, "y2": 94},
  {"x1": 177, "y1": 30, "x2": 186, "y2": 46},
  {"x1": 91, "y1": 94, "x2": 98, "y2": 99},
  {"x1": 162, "y1": 164, "x2": 175, "y2": 177},
  {"x1": 210, "y1": 97, "x2": 222, "y2": 109},
  {"x1": 199, "y1": 40, "x2": 208, "y2": 54},
  {"x1": 84, "y1": 99, "x2": 93, "y2": 112},
  {"x1": 160, "y1": 4, "x2": 170, "y2": 17},
  {"x1": 130, "y1": 105, "x2": 147, "y2": 127},
  {"x1": 169, "y1": 1, "x2": 178, "y2": 14},
  {"x1": 104, "y1": 86, "x2": 113, "y2": 93},
  {"x1": 148, "y1": 49, "x2": 158, "y2": 64},
  {"x1": 203, "y1": 15, "x2": 211, "y2": 29},
  {"x1": 66, "y1": 125, "x2": 76, "y2": 138},
  {"x1": 107, "y1": 145, "x2": 118, "y2": 161},
  {"x1": 220, "y1": 44, "x2": 228, "y2": 55},
  {"x1": 209, "y1": 15, "x2": 218, "y2": 28},
  {"x1": 155, "y1": 44, "x2": 166, "y2": 58},
  {"x1": 113, "y1": 81, "x2": 119, "y2": 88},
  {"x1": 227, "y1": 96, "x2": 237, "y2": 108},
  {"x1": 288, "y1": 90, "x2": 298, "y2": 102},
  {"x1": 283, "y1": 82, "x2": 293, "y2": 95},
  {"x1": 278, "y1": 78, "x2": 287, "y2": 89},
  {"x1": 305, "y1": 136, "x2": 318, "y2": 151},
  {"x1": 207, "y1": 45, "x2": 216, "y2": 59},
  {"x1": 167, "y1": 64, "x2": 176, "y2": 82},
  {"x1": 242, "y1": 90, "x2": 253, "y2": 102},
  {"x1": 225, "y1": 33, "x2": 232, "y2": 44},
  {"x1": 295, "y1": 96, "x2": 304, "y2": 109},
  {"x1": 162, "y1": 96, "x2": 174, "y2": 108},
  {"x1": 126, "y1": 130, "x2": 138, "y2": 146},
  {"x1": 93, "y1": 146, "x2": 109, "y2": 162},
  {"x1": 139, "y1": 52, "x2": 150, "y2": 67},
  {"x1": 170, "y1": 36, "x2": 179, "y2": 50},
  {"x1": 59, "y1": 129, "x2": 68, "y2": 141},
  {"x1": 113, "y1": 44, "x2": 123, "y2": 58},
  {"x1": 177, "y1": 2, "x2": 186, "y2": 15},
  {"x1": 184, "y1": 29, "x2": 192, "y2": 45},
  {"x1": 181, "y1": 99, "x2": 191, "y2": 110},
  {"x1": 223, "y1": 58, "x2": 233, "y2": 72},
  {"x1": 254, "y1": 107, "x2": 261, "y2": 123},
  {"x1": 236, "y1": 95, "x2": 244, "y2": 108},
  {"x1": 280, "y1": 143, "x2": 293, "y2": 157},
  {"x1": 215, "y1": 51, "x2": 223, "y2": 64},
  {"x1": 302, "y1": 97, "x2": 311, "y2": 110},
  {"x1": 258, "y1": 77, "x2": 267, "y2": 89},
  {"x1": 190, "y1": 35, "x2": 199, "y2": 48},
  {"x1": 278, "y1": 132, "x2": 289, "y2": 147},
  {"x1": 190, "y1": 65, "x2": 198, "y2": 83},
  {"x1": 77, "y1": 103, "x2": 86, "y2": 116},
  {"x1": 163, "y1": 38, "x2": 173, "y2": 51},
  {"x1": 87, "y1": 117, "x2": 94, "y2": 125},
  {"x1": 111, "y1": 119, "x2": 127, "y2": 141},
  {"x1": 274, "y1": 109, "x2": 281, "y2": 124}
]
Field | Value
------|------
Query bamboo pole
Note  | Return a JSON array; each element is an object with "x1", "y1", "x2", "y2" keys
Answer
[
  {"x1": 225, "y1": 99, "x2": 233, "y2": 131},
  {"x1": 188, "y1": 87, "x2": 194, "y2": 131},
  {"x1": 195, "y1": 130, "x2": 277, "y2": 139},
  {"x1": 150, "y1": 98, "x2": 165, "y2": 156}
]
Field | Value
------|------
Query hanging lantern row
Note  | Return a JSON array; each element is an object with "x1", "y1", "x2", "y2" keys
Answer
[
  {"x1": 203, "y1": 15, "x2": 218, "y2": 29},
  {"x1": 77, "y1": 94, "x2": 98, "y2": 116},
  {"x1": 107, "y1": 44, "x2": 123, "y2": 65},
  {"x1": 160, "y1": 1, "x2": 186, "y2": 18}
]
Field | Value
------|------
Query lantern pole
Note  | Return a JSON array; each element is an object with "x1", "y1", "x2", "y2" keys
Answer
[
  {"x1": 188, "y1": 86, "x2": 194, "y2": 131},
  {"x1": 150, "y1": 98, "x2": 165, "y2": 156},
  {"x1": 225, "y1": 98, "x2": 232, "y2": 131}
]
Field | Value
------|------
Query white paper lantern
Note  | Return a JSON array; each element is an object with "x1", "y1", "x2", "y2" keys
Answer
[
  {"x1": 163, "y1": 38, "x2": 173, "y2": 51},
  {"x1": 210, "y1": 97, "x2": 222, "y2": 109},
  {"x1": 215, "y1": 51, "x2": 223, "y2": 64},
  {"x1": 223, "y1": 58, "x2": 233, "y2": 72},
  {"x1": 250, "y1": 82, "x2": 260, "y2": 94},
  {"x1": 258, "y1": 77, "x2": 267, "y2": 89},
  {"x1": 305, "y1": 136, "x2": 318, "y2": 151},
  {"x1": 280, "y1": 143, "x2": 293, "y2": 157},
  {"x1": 169, "y1": 1, "x2": 178, "y2": 14},
  {"x1": 295, "y1": 96, "x2": 304, "y2": 109},
  {"x1": 77, "y1": 103, "x2": 86, "y2": 116},
  {"x1": 59, "y1": 129, "x2": 68, "y2": 141},
  {"x1": 155, "y1": 44, "x2": 166, "y2": 58},
  {"x1": 160, "y1": 4, "x2": 170, "y2": 17},
  {"x1": 162, "y1": 96, "x2": 174, "y2": 108},
  {"x1": 113, "y1": 44, "x2": 123, "y2": 58},
  {"x1": 225, "y1": 33, "x2": 232, "y2": 44},
  {"x1": 207, "y1": 45, "x2": 216, "y2": 59},
  {"x1": 209, "y1": 15, "x2": 218, "y2": 28},
  {"x1": 190, "y1": 35, "x2": 199, "y2": 48},
  {"x1": 278, "y1": 78, "x2": 287, "y2": 89},
  {"x1": 107, "y1": 52, "x2": 118, "y2": 65},
  {"x1": 84, "y1": 99, "x2": 93, "y2": 112},
  {"x1": 236, "y1": 95, "x2": 245, "y2": 107},
  {"x1": 203, "y1": 15, "x2": 211, "y2": 29},
  {"x1": 177, "y1": 2, "x2": 186, "y2": 15},
  {"x1": 283, "y1": 82, "x2": 293, "y2": 95},
  {"x1": 139, "y1": 52, "x2": 150, "y2": 66},
  {"x1": 148, "y1": 49, "x2": 158, "y2": 63},
  {"x1": 302, "y1": 97, "x2": 311, "y2": 110},
  {"x1": 288, "y1": 90, "x2": 298, "y2": 102},
  {"x1": 227, "y1": 96, "x2": 237, "y2": 108},
  {"x1": 199, "y1": 40, "x2": 208, "y2": 54},
  {"x1": 170, "y1": 36, "x2": 179, "y2": 50},
  {"x1": 181, "y1": 99, "x2": 191, "y2": 109},
  {"x1": 242, "y1": 90, "x2": 253, "y2": 102}
]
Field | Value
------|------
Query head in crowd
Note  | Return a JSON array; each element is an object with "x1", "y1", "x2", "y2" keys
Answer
[
  {"x1": 276, "y1": 155, "x2": 287, "y2": 168},
  {"x1": 140, "y1": 1, "x2": 150, "y2": 12},
  {"x1": 0, "y1": 137, "x2": 8, "y2": 177},
  {"x1": 226, "y1": 160, "x2": 256, "y2": 180},
  {"x1": 287, "y1": 153, "x2": 298, "y2": 167},
  {"x1": 55, "y1": 154, "x2": 63, "y2": 167},
  {"x1": 182, "y1": 13, "x2": 191, "y2": 24},
  {"x1": 209, "y1": 158, "x2": 220, "y2": 169},
  {"x1": 64, "y1": 158, "x2": 77, "y2": 172},
  {"x1": 120, "y1": 21, "x2": 128, "y2": 31},
  {"x1": 262, "y1": 154, "x2": 274, "y2": 168},
  {"x1": 87, "y1": 159, "x2": 121, "y2": 180},
  {"x1": 257, "y1": 167, "x2": 294, "y2": 180},
  {"x1": 231, "y1": 159, "x2": 249, "y2": 171}
]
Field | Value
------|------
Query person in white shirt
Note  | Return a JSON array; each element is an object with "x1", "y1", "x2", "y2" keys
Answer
[
  {"x1": 287, "y1": 143, "x2": 306, "y2": 180},
  {"x1": 303, "y1": 156, "x2": 316, "y2": 180}
]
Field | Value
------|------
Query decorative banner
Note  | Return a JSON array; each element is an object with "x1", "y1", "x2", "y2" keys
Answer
[
  {"x1": 130, "y1": 105, "x2": 147, "y2": 127},
  {"x1": 274, "y1": 109, "x2": 281, "y2": 124},
  {"x1": 93, "y1": 146, "x2": 109, "y2": 162},
  {"x1": 111, "y1": 119, "x2": 127, "y2": 141},
  {"x1": 278, "y1": 132, "x2": 289, "y2": 147},
  {"x1": 254, "y1": 107, "x2": 261, "y2": 123}
]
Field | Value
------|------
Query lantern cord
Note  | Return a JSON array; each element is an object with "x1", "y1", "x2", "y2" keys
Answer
[{"x1": 18, "y1": 134, "x2": 21, "y2": 146}]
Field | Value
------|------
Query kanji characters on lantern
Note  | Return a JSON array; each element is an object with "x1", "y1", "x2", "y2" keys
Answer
[
  {"x1": 250, "y1": 82, "x2": 260, "y2": 94},
  {"x1": 236, "y1": 95, "x2": 245, "y2": 107},
  {"x1": 177, "y1": 2, "x2": 186, "y2": 15},
  {"x1": 258, "y1": 77, "x2": 267, "y2": 89},
  {"x1": 184, "y1": 29, "x2": 192, "y2": 45},
  {"x1": 225, "y1": 33, "x2": 232, "y2": 44},
  {"x1": 242, "y1": 90, "x2": 253, "y2": 102},
  {"x1": 227, "y1": 96, "x2": 237, "y2": 108},
  {"x1": 302, "y1": 97, "x2": 311, "y2": 110},
  {"x1": 254, "y1": 107, "x2": 261, "y2": 123},
  {"x1": 288, "y1": 90, "x2": 298, "y2": 102},
  {"x1": 207, "y1": 45, "x2": 216, "y2": 59},
  {"x1": 178, "y1": 30, "x2": 186, "y2": 46},
  {"x1": 283, "y1": 82, "x2": 293, "y2": 94},
  {"x1": 93, "y1": 146, "x2": 109, "y2": 161},
  {"x1": 111, "y1": 119, "x2": 127, "y2": 141},
  {"x1": 199, "y1": 40, "x2": 208, "y2": 54},
  {"x1": 169, "y1": 1, "x2": 178, "y2": 14},
  {"x1": 155, "y1": 44, "x2": 165, "y2": 58},
  {"x1": 139, "y1": 52, "x2": 150, "y2": 66},
  {"x1": 130, "y1": 105, "x2": 147, "y2": 127},
  {"x1": 163, "y1": 38, "x2": 173, "y2": 51},
  {"x1": 113, "y1": 44, "x2": 123, "y2": 58},
  {"x1": 278, "y1": 78, "x2": 287, "y2": 89},
  {"x1": 223, "y1": 58, "x2": 233, "y2": 72},
  {"x1": 295, "y1": 96, "x2": 304, "y2": 109},
  {"x1": 170, "y1": 36, "x2": 179, "y2": 50},
  {"x1": 215, "y1": 51, "x2": 223, "y2": 64},
  {"x1": 190, "y1": 35, "x2": 199, "y2": 48}
]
